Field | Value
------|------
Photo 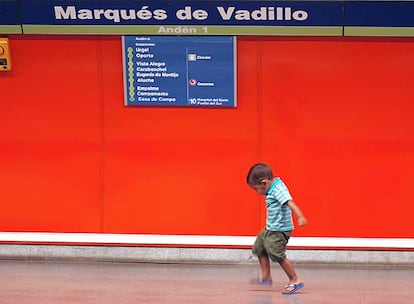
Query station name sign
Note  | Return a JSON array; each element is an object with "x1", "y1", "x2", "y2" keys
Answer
[
  {"x1": 18, "y1": 0, "x2": 344, "y2": 35},
  {"x1": 0, "y1": 0, "x2": 22, "y2": 34},
  {"x1": 2, "y1": 1, "x2": 414, "y2": 36},
  {"x1": 53, "y1": 5, "x2": 311, "y2": 23}
]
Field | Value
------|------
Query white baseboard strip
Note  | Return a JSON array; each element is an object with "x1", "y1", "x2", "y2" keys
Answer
[{"x1": 0, "y1": 232, "x2": 414, "y2": 249}]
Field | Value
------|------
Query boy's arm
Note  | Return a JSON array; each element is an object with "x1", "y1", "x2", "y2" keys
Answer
[{"x1": 287, "y1": 200, "x2": 308, "y2": 226}]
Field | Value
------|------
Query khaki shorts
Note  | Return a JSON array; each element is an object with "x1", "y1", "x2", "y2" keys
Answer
[{"x1": 252, "y1": 229, "x2": 291, "y2": 263}]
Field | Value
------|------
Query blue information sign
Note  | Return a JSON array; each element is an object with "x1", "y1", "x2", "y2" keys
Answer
[{"x1": 122, "y1": 36, "x2": 237, "y2": 107}]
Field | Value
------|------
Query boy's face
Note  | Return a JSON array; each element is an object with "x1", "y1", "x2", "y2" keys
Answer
[{"x1": 249, "y1": 179, "x2": 272, "y2": 196}]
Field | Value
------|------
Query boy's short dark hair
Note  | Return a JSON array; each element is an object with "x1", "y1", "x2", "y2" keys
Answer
[{"x1": 246, "y1": 163, "x2": 274, "y2": 185}]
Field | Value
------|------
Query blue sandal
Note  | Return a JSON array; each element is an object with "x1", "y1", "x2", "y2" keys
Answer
[{"x1": 282, "y1": 282, "x2": 304, "y2": 294}]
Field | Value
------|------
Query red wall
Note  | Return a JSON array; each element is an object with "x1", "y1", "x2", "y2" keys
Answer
[{"x1": 1, "y1": 35, "x2": 414, "y2": 238}]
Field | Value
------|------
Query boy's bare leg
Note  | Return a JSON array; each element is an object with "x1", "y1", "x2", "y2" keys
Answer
[
  {"x1": 258, "y1": 255, "x2": 272, "y2": 281},
  {"x1": 279, "y1": 258, "x2": 302, "y2": 286}
]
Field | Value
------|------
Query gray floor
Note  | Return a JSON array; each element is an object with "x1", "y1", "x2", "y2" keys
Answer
[{"x1": 1, "y1": 260, "x2": 413, "y2": 303}]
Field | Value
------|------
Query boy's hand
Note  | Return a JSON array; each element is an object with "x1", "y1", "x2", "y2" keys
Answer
[
  {"x1": 287, "y1": 200, "x2": 308, "y2": 227},
  {"x1": 297, "y1": 216, "x2": 308, "y2": 227}
]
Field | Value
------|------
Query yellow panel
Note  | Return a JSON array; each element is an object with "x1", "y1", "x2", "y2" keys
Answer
[{"x1": 0, "y1": 38, "x2": 12, "y2": 71}]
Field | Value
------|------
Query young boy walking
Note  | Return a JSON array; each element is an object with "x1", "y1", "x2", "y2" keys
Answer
[{"x1": 246, "y1": 163, "x2": 308, "y2": 295}]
